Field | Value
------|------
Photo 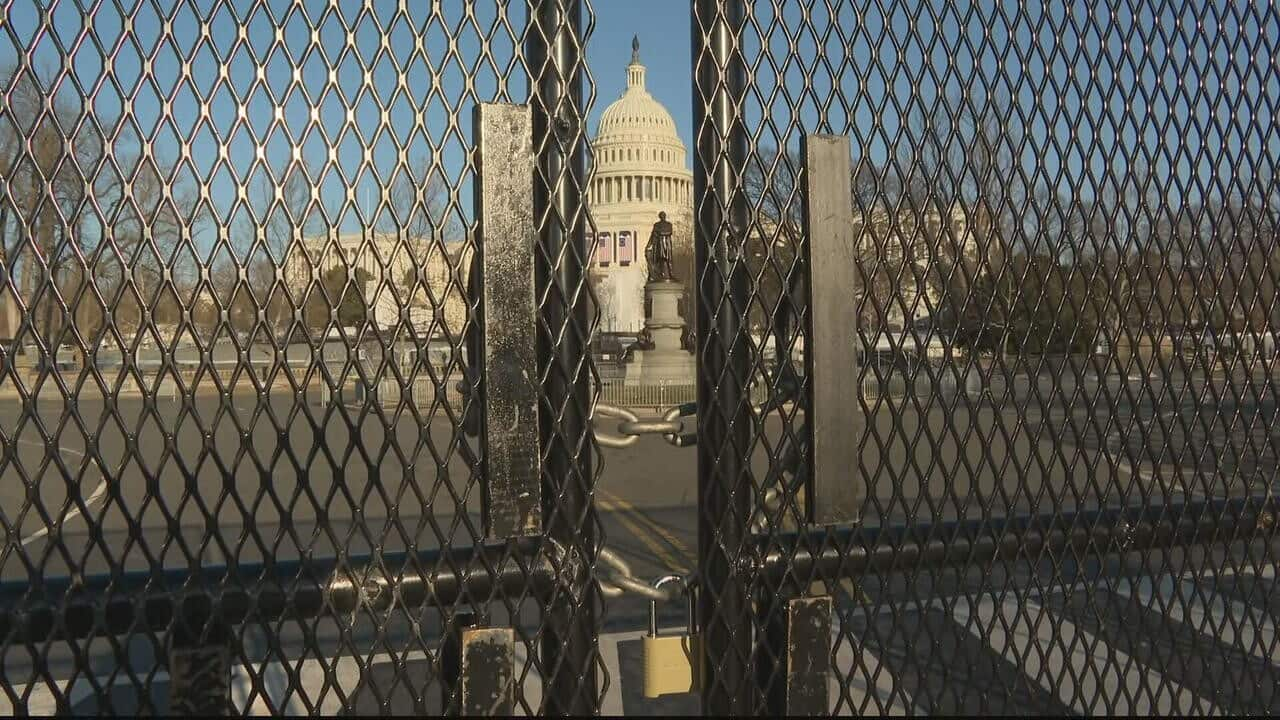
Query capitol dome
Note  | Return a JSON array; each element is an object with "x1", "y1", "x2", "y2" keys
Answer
[
  {"x1": 589, "y1": 37, "x2": 693, "y2": 209},
  {"x1": 588, "y1": 37, "x2": 694, "y2": 335},
  {"x1": 596, "y1": 63, "x2": 679, "y2": 140}
]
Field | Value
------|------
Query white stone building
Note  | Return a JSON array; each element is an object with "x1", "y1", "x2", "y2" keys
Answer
[
  {"x1": 283, "y1": 232, "x2": 471, "y2": 336},
  {"x1": 587, "y1": 38, "x2": 694, "y2": 334},
  {"x1": 854, "y1": 204, "x2": 978, "y2": 329}
]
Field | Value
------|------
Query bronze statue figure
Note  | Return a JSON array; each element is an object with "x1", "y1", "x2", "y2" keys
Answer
[{"x1": 644, "y1": 211, "x2": 676, "y2": 282}]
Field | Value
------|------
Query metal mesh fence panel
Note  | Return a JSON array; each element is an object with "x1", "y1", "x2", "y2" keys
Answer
[
  {"x1": 0, "y1": 0, "x2": 601, "y2": 715},
  {"x1": 693, "y1": 0, "x2": 1280, "y2": 715},
  {"x1": 3, "y1": 0, "x2": 1279, "y2": 714}
]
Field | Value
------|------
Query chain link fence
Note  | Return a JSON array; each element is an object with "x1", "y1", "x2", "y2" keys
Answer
[
  {"x1": 692, "y1": 0, "x2": 1280, "y2": 714},
  {"x1": 0, "y1": 0, "x2": 1278, "y2": 715},
  {"x1": 0, "y1": 1, "x2": 601, "y2": 714}
]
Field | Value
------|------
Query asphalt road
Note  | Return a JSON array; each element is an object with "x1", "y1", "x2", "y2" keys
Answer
[
  {"x1": 0, "y1": 368, "x2": 1276, "y2": 713},
  {"x1": 2, "y1": 368, "x2": 1274, "y2": 589}
]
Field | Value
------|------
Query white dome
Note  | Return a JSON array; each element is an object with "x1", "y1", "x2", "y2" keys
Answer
[
  {"x1": 598, "y1": 92, "x2": 679, "y2": 139},
  {"x1": 595, "y1": 39, "x2": 681, "y2": 146},
  {"x1": 597, "y1": 82, "x2": 679, "y2": 140}
]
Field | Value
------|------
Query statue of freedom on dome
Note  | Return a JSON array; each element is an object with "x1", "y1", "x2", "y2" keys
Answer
[{"x1": 645, "y1": 211, "x2": 676, "y2": 282}]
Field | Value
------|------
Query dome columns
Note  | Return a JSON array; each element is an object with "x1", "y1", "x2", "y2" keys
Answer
[{"x1": 588, "y1": 173, "x2": 692, "y2": 207}]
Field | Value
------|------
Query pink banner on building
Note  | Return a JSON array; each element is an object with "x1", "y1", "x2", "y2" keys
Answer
[
  {"x1": 595, "y1": 231, "x2": 613, "y2": 265},
  {"x1": 617, "y1": 230, "x2": 633, "y2": 265}
]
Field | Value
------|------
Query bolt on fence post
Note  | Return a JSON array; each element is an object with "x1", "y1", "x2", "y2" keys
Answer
[
  {"x1": 527, "y1": 0, "x2": 600, "y2": 714},
  {"x1": 692, "y1": 0, "x2": 757, "y2": 713}
]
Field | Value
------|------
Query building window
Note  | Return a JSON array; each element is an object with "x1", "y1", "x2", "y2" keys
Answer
[
  {"x1": 596, "y1": 231, "x2": 613, "y2": 266},
  {"x1": 618, "y1": 231, "x2": 633, "y2": 266}
]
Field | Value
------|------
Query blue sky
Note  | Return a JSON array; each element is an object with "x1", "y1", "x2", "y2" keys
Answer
[
  {"x1": 587, "y1": 1, "x2": 693, "y2": 164},
  {"x1": 2, "y1": 0, "x2": 1277, "y2": 255}
]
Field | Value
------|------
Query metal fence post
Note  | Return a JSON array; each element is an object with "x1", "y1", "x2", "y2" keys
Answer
[
  {"x1": 691, "y1": 0, "x2": 757, "y2": 713},
  {"x1": 527, "y1": 0, "x2": 600, "y2": 714}
]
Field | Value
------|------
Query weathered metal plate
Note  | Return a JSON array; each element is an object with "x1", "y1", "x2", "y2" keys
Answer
[
  {"x1": 169, "y1": 636, "x2": 231, "y2": 716},
  {"x1": 801, "y1": 133, "x2": 864, "y2": 526},
  {"x1": 474, "y1": 102, "x2": 541, "y2": 538},
  {"x1": 785, "y1": 595, "x2": 832, "y2": 715},
  {"x1": 460, "y1": 627, "x2": 516, "y2": 716}
]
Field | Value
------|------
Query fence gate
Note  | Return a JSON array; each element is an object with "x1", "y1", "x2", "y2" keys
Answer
[
  {"x1": 689, "y1": 0, "x2": 1280, "y2": 715},
  {"x1": 2, "y1": 0, "x2": 1280, "y2": 716},
  {"x1": 0, "y1": 1, "x2": 601, "y2": 715}
]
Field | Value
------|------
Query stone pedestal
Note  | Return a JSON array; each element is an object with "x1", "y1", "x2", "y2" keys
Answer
[{"x1": 625, "y1": 280, "x2": 695, "y2": 386}]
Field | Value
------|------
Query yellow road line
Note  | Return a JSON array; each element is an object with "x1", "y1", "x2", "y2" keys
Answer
[
  {"x1": 597, "y1": 495, "x2": 689, "y2": 574},
  {"x1": 599, "y1": 489, "x2": 694, "y2": 566}
]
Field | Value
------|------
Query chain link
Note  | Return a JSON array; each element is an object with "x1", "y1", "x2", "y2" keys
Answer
[
  {"x1": 596, "y1": 547, "x2": 684, "y2": 601},
  {"x1": 593, "y1": 387, "x2": 797, "y2": 450},
  {"x1": 593, "y1": 402, "x2": 698, "y2": 448},
  {"x1": 590, "y1": 376, "x2": 801, "y2": 599},
  {"x1": 590, "y1": 395, "x2": 795, "y2": 599}
]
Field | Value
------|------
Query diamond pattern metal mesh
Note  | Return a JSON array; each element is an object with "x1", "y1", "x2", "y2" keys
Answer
[
  {"x1": 0, "y1": 0, "x2": 601, "y2": 715},
  {"x1": 3, "y1": 0, "x2": 1279, "y2": 714},
  {"x1": 693, "y1": 0, "x2": 1280, "y2": 715}
]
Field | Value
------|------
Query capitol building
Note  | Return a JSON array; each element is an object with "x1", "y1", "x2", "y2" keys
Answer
[
  {"x1": 587, "y1": 39, "x2": 694, "y2": 334},
  {"x1": 281, "y1": 39, "x2": 689, "y2": 341},
  {"x1": 279, "y1": 39, "x2": 977, "y2": 348}
]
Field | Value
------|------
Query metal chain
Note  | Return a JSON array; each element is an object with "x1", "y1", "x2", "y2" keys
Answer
[
  {"x1": 592, "y1": 345, "x2": 804, "y2": 450},
  {"x1": 593, "y1": 383, "x2": 797, "y2": 450},
  {"x1": 596, "y1": 547, "x2": 685, "y2": 601},
  {"x1": 589, "y1": 361, "x2": 803, "y2": 599},
  {"x1": 590, "y1": 393, "x2": 795, "y2": 600},
  {"x1": 593, "y1": 402, "x2": 699, "y2": 448},
  {"x1": 590, "y1": 370, "x2": 800, "y2": 596}
]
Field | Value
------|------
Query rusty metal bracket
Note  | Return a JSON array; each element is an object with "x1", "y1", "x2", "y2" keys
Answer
[
  {"x1": 784, "y1": 595, "x2": 833, "y2": 716},
  {"x1": 442, "y1": 614, "x2": 516, "y2": 717},
  {"x1": 474, "y1": 102, "x2": 542, "y2": 539}
]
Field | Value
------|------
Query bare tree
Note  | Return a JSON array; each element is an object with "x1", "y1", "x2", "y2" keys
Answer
[
  {"x1": 1, "y1": 63, "x2": 205, "y2": 348},
  {"x1": 1, "y1": 63, "x2": 117, "y2": 344},
  {"x1": 381, "y1": 161, "x2": 457, "y2": 320},
  {"x1": 242, "y1": 162, "x2": 316, "y2": 338},
  {"x1": 383, "y1": 163, "x2": 454, "y2": 244}
]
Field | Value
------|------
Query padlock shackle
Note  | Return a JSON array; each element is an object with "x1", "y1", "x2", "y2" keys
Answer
[{"x1": 647, "y1": 574, "x2": 689, "y2": 636}]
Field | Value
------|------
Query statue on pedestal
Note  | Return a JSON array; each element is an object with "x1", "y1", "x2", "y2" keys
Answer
[
  {"x1": 625, "y1": 212, "x2": 696, "y2": 386},
  {"x1": 644, "y1": 211, "x2": 676, "y2": 282}
]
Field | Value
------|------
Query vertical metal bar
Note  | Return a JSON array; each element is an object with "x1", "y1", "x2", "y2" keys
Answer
[
  {"x1": 459, "y1": 627, "x2": 517, "y2": 716},
  {"x1": 781, "y1": 596, "x2": 833, "y2": 716},
  {"x1": 801, "y1": 134, "x2": 863, "y2": 526},
  {"x1": 443, "y1": 612, "x2": 516, "y2": 717},
  {"x1": 526, "y1": 0, "x2": 599, "y2": 714},
  {"x1": 691, "y1": 0, "x2": 756, "y2": 713},
  {"x1": 474, "y1": 102, "x2": 542, "y2": 539}
]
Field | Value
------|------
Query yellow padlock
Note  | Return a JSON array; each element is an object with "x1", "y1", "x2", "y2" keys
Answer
[{"x1": 642, "y1": 575, "x2": 701, "y2": 698}]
